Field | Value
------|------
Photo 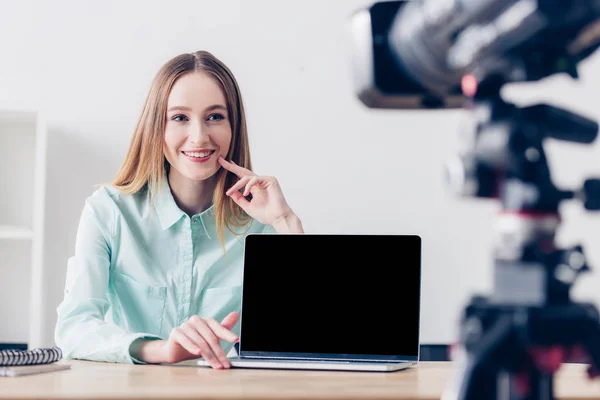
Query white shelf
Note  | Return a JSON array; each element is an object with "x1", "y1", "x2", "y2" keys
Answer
[
  {"x1": 0, "y1": 109, "x2": 37, "y2": 124},
  {"x1": 0, "y1": 241, "x2": 32, "y2": 343},
  {"x1": 0, "y1": 225, "x2": 34, "y2": 240},
  {"x1": 0, "y1": 108, "x2": 47, "y2": 347}
]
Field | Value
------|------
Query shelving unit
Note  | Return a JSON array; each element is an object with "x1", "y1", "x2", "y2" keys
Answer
[
  {"x1": 0, "y1": 109, "x2": 47, "y2": 349},
  {"x1": 0, "y1": 225, "x2": 34, "y2": 240}
]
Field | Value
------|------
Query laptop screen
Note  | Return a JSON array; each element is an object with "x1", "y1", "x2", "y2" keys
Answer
[{"x1": 239, "y1": 234, "x2": 421, "y2": 361}]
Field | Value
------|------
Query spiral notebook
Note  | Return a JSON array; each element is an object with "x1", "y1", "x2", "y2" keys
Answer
[{"x1": 0, "y1": 347, "x2": 70, "y2": 377}]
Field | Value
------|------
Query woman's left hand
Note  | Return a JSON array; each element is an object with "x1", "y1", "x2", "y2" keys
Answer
[{"x1": 218, "y1": 157, "x2": 299, "y2": 229}]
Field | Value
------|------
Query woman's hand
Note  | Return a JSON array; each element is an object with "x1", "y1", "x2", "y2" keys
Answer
[
  {"x1": 132, "y1": 311, "x2": 239, "y2": 368},
  {"x1": 218, "y1": 157, "x2": 304, "y2": 233},
  {"x1": 162, "y1": 311, "x2": 239, "y2": 368}
]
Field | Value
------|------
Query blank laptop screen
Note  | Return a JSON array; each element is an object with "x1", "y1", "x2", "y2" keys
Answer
[{"x1": 239, "y1": 234, "x2": 421, "y2": 360}]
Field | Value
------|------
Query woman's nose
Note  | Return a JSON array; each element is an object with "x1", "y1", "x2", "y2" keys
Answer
[{"x1": 189, "y1": 121, "x2": 209, "y2": 144}]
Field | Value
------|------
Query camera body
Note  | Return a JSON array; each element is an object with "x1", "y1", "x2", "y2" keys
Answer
[
  {"x1": 351, "y1": 0, "x2": 600, "y2": 110},
  {"x1": 350, "y1": 0, "x2": 465, "y2": 109}
]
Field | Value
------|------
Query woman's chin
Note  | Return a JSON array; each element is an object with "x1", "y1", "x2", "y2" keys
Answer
[
  {"x1": 184, "y1": 170, "x2": 218, "y2": 182},
  {"x1": 169, "y1": 163, "x2": 219, "y2": 182}
]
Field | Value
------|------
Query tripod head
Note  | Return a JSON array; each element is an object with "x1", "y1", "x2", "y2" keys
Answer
[
  {"x1": 436, "y1": 84, "x2": 600, "y2": 400},
  {"x1": 444, "y1": 82, "x2": 600, "y2": 306},
  {"x1": 439, "y1": 87, "x2": 600, "y2": 399}
]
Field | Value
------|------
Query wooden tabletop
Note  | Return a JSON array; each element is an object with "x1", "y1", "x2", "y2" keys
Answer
[{"x1": 0, "y1": 361, "x2": 599, "y2": 399}]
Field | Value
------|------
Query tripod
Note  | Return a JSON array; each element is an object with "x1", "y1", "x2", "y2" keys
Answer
[{"x1": 442, "y1": 88, "x2": 600, "y2": 400}]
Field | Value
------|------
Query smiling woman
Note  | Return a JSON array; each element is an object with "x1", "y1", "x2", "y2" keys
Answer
[
  {"x1": 54, "y1": 50, "x2": 304, "y2": 369},
  {"x1": 162, "y1": 73, "x2": 233, "y2": 211}
]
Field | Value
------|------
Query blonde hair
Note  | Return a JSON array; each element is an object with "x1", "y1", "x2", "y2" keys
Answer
[{"x1": 113, "y1": 50, "x2": 253, "y2": 250}]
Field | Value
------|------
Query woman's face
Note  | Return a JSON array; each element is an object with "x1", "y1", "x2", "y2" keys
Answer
[{"x1": 164, "y1": 72, "x2": 232, "y2": 182}]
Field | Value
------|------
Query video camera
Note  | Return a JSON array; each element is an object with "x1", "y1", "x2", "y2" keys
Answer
[
  {"x1": 350, "y1": 1, "x2": 600, "y2": 399},
  {"x1": 352, "y1": 0, "x2": 600, "y2": 109}
]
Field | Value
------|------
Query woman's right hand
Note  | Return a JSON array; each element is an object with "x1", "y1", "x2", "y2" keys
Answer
[
  {"x1": 160, "y1": 311, "x2": 239, "y2": 368},
  {"x1": 126, "y1": 311, "x2": 241, "y2": 368}
]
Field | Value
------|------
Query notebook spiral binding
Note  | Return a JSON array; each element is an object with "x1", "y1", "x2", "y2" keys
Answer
[{"x1": 0, "y1": 347, "x2": 62, "y2": 366}]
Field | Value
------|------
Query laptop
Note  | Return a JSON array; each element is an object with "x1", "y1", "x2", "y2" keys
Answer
[{"x1": 197, "y1": 233, "x2": 422, "y2": 372}]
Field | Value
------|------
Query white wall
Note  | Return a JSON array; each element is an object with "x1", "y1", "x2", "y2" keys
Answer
[{"x1": 2, "y1": 0, "x2": 600, "y2": 347}]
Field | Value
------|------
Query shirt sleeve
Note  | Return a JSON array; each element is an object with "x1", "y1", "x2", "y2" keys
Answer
[{"x1": 54, "y1": 193, "x2": 161, "y2": 364}]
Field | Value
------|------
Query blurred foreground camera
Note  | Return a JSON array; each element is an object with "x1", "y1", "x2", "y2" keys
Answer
[{"x1": 350, "y1": 1, "x2": 600, "y2": 399}]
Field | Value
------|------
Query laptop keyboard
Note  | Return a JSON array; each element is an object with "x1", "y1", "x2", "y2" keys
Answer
[{"x1": 243, "y1": 357, "x2": 405, "y2": 364}]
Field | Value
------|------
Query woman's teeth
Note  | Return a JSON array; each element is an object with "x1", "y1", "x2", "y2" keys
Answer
[{"x1": 183, "y1": 151, "x2": 214, "y2": 158}]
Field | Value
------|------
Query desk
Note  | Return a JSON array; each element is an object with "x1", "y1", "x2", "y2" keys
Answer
[{"x1": 0, "y1": 361, "x2": 598, "y2": 399}]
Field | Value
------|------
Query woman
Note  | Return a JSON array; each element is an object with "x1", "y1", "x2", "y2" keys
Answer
[{"x1": 55, "y1": 50, "x2": 304, "y2": 369}]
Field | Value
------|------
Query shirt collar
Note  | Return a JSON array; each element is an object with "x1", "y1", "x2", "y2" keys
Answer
[
  {"x1": 196, "y1": 206, "x2": 216, "y2": 239},
  {"x1": 154, "y1": 176, "x2": 186, "y2": 230},
  {"x1": 154, "y1": 174, "x2": 216, "y2": 231}
]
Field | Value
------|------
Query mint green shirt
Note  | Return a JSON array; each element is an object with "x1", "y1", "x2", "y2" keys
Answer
[{"x1": 54, "y1": 178, "x2": 274, "y2": 364}]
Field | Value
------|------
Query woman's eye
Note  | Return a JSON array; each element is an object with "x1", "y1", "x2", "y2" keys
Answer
[
  {"x1": 171, "y1": 114, "x2": 188, "y2": 122},
  {"x1": 208, "y1": 113, "x2": 225, "y2": 121}
]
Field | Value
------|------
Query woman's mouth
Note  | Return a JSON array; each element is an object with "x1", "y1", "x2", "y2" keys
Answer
[{"x1": 182, "y1": 150, "x2": 215, "y2": 163}]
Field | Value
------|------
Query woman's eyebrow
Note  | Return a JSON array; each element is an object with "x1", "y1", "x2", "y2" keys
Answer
[
  {"x1": 167, "y1": 106, "x2": 192, "y2": 112},
  {"x1": 166, "y1": 105, "x2": 226, "y2": 112},
  {"x1": 205, "y1": 104, "x2": 227, "y2": 112}
]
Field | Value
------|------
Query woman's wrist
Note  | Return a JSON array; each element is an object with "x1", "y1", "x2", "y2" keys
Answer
[
  {"x1": 130, "y1": 338, "x2": 166, "y2": 364},
  {"x1": 271, "y1": 212, "x2": 304, "y2": 233}
]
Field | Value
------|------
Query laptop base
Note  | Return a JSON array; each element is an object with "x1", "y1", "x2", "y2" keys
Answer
[{"x1": 197, "y1": 357, "x2": 416, "y2": 372}]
